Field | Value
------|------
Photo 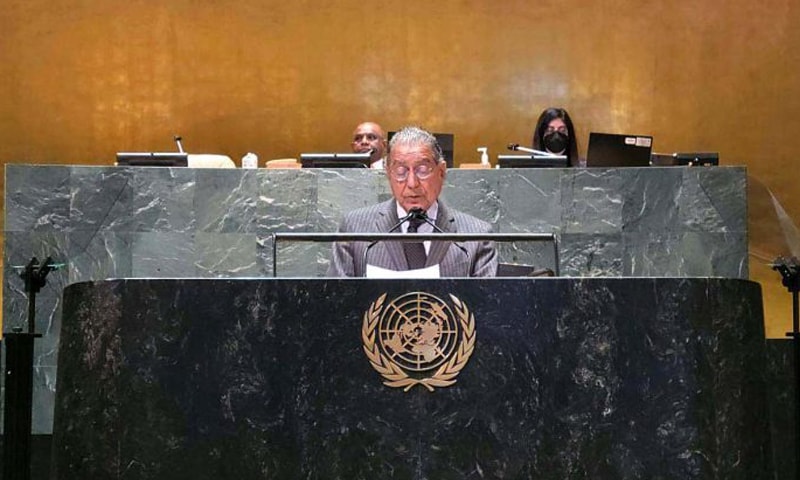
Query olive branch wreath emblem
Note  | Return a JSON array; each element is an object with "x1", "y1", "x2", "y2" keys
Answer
[{"x1": 361, "y1": 292, "x2": 476, "y2": 392}]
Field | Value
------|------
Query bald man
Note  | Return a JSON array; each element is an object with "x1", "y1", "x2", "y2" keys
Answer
[{"x1": 351, "y1": 122, "x2": 388, "y2": 169}]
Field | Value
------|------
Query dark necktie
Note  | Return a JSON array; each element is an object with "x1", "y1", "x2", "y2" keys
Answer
[{"x1": 404, "y1": 217, "x2": 427, "y2": 269}]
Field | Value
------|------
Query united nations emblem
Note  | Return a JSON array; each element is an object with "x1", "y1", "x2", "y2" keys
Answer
[{"x1": 362, "y1": 292, "x2": 476, "y2": 391}]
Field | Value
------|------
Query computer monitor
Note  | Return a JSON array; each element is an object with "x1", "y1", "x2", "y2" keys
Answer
[
  {"x1": 673, "y1": 152, "x2": 719, "y2": 166},
  {"x1": 387, "y1": 132, "x2": 454, "y2": 167},
  {"x1": 497, "y1": 155, "x2": 568, "y2": 168},
  {"x1": 116, "y1": 152, "x2": 188, "y2": 167},
  {"x1": 586, "y1": 133, "x2": 653, "y2": 167},
  {"x1": 299, "y1": 153, "x2": 371, "y2": 169},
  {"x1": 650, "y1": 152, "x2": 720, "y2": 167}
]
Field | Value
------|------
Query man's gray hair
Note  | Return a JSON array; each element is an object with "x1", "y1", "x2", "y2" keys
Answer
[{"x1": 387, "y1": 126, "x2": 444, "y2": 164}]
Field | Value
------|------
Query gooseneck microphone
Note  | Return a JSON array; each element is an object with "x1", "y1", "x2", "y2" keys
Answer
[
  {"x1": 174, "y1": 135, "x2": 185, "y2": 153},
  {"x1": 362, "y1": 208, "x2": 427, "y2": 276},
  {"x1": 392, "y1": 208, "x2": 425, "y2": 233},
  {"x1": 507, "y1": 143, "x2": 556, "y2": 157},
  {"x1": 361, "y1": 208, "x2": 474, "y2": 275}
]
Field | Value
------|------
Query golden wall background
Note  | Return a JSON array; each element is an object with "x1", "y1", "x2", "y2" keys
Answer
[{"x1": 2, "y1": 0, "x2": 799, "y2": 337}]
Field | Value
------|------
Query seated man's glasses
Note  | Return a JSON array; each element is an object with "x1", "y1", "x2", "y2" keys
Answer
[{"x1": 389, "y1": 163, "x2": 436, "y2": 182}]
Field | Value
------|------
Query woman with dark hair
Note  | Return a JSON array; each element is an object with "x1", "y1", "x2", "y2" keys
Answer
[{"x1": 532, "y1": 107, "x2": 582, "y2": 167}]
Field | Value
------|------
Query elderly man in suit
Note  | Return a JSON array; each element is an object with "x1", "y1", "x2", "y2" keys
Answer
[{"x1": 328, "y1": 126, "x2": 498, "y2": 277}]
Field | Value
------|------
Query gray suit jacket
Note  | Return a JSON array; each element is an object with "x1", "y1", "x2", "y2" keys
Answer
[{"x1": 327, "y1": 200, "x2": 498, "y2": 277}]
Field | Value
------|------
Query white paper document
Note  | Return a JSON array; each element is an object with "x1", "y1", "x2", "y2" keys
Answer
[{"x1": 365, "y1": 264, "x2": 441, "y2": 278}]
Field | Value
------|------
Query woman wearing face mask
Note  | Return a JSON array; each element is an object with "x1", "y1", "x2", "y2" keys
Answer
[{"x1": 531, "y1": 107, "x2": 582, "y2": 167}]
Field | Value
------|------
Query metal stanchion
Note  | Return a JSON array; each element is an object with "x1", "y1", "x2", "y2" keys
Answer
[
  {"x1": 773, "y1": 257, "x2": 800, "y2": 479},
  {"x1": 3, "y1": 257, "x2": 58, "y2": 480}
]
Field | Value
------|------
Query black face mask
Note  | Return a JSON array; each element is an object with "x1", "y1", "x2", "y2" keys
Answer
[{"x1": 543, "y1": 131, "x2": 568, "y2": 154}]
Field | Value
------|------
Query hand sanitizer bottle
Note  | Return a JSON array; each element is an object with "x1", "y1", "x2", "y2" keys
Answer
[
  {"x1": 241, "y1": 152, "x2": 258, "y2": 169},
  {"x1": 477, "y1": 147, "x2": 489, "y2": 166}
]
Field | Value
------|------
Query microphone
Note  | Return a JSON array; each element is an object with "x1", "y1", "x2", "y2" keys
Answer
[
  {"x1": 174, "y1": 135, "x2": 185, "y2": 153},
  {"x1": 361, "y1": 207, "x2": 473, "y2": 276},
  {"x1": 507, "y1": 143, "x2": 561, "y2": 157},
  {"x1": 391, "y1": 208, "x2": 423, "y2": 233},
  {"x1": 362, "y1": 208, "x2": 426, "y2": 276}
]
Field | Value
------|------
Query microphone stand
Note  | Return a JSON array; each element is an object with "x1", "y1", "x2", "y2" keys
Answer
[
  {"x1": 3, "y1": 257, "x2": 55, "y2": 480},
  {"x1": 362, "y1": 210, "x2": 421, "y2": 276},
  {"x1": 773, "y1": 256, "x2": 800, "y2": 477},
  {"x1": 507, "y1": 143, "x2": 564, "y2": 157}
]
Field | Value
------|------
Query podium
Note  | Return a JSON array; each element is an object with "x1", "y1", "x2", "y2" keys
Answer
[
  {"x1": 52, "y1": 277, "x2": 772, "y2": 478},
  {"x1": 3, "y1": 165, "x2": 750, "y2": 435}
]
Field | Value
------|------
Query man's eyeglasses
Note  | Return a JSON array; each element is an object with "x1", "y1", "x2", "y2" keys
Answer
[{"x1": 389, "y1": 163, "x2": 436, "y2": 182}]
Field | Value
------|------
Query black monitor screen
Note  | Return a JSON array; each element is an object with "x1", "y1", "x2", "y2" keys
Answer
[
  {"x1": 300, "y1": 153, "x2": 371, "y2": 168},
  {"x1": 497, "y1": 155, "x2": 568, "y2": 168},
  {"x1": 116, "y1": 152, "x2": 188, "y2": 167}
]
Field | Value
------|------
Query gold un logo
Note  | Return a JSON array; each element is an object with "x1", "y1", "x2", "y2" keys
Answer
[{"x1": 362, "y1": 292, "x2": 476, "y2": 391}]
